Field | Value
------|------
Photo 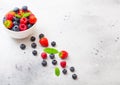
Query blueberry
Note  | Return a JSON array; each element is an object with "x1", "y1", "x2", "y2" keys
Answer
[
  {"x1": 3, "y1": 17, "x2": 6, "y2": 23},
  {"x1": 62, "y1": 69, "x2": 67, "y2": 74},
  {"x1": 51, "y1": 41, "x2": 56, "y2": 47},
  {"x1": 52, "y1": 60, "x2": 57, "y2": 65},
  {"x1": 72, "y1": 74, "x2": 77, "y2": 80},
  {"x1": 22, "y1": 6, "x2": 28, "y2": 11},
  {"x1": 39, "y1": 33, "x2": 44, "y2": 39},
  {"x1": 32, "y1": 50, "x2": 37, "y2": 56},
  {"x1": 12, "y1": 25, "x2": 19, "y2": 31},
  {"x1": 28, "y1": 24, "x2": 33, "y2": 28},
  {"x1": 49, "y1": 54, "x2": 55, "y2": 59},
  {"x1": 13, "y1": 21, "x2": 19, "y2": 25},
  {"x1": 42, "y1": 60, "x2": 47, "y2": 66},
  {"x1": 13, "y1": 17, "x2": 20, "y2": 22},
  {"x1": 13, "y1": 7, "x2": 19, "y2": 12},
  {"x1": 70, "y1": 67, "x2": 75, "y2": 72},
  {"x1": 30, "y1": 36, "x2": 36, "y2": 42},
  {"x1": 31, "y1": 43, "x2": 37, "y2": 48},
  {"x1": 20, "y1": 44, "x2": 26, "y2": 50}
]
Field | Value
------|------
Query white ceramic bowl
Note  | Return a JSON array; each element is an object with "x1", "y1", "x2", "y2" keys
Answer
[{"x1": 3, "y1": 23, "x2": 36, "y2": 39}]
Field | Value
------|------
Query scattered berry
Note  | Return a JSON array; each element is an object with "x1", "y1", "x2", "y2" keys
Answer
[
  {"x1": 70, "y1": 67, "x2": 75, "y2": 72},
  {"x1": 60, "y1": 61, "x2": 66, "y2": 68},
  {"x1": 49, "y1": 54, "x2": 55, "y2": 59},
  {"x1": 31, "y1": 43, "x2": 37, "y2": 48},
  {"x1": 42, "y1": 60, "x2": 47, "y2": 66},
  {"x1": 41, "y1": 52, "x2": 47, "y2": 59},
  {"x1": 39, "y1": 37, "x2": 49, "y2": 47},
  {"x1": 72, "y1": 74, "x2": 77, "y2": 80},
  {"x1": 59, "y1": 50, "x2": 68, "y2": 59},
  {"x1": 20, "y1": 44, "x2": 26, "y2": 50},
  {"x1": 39, "y1": 33, "x2": 44, "y2": 39},
  {"x1": 51, "y1": 41, "x2": 56, "y2": 47},
  {"x1": 30, "y1": 36, "x2": 36, "y2": 42},
  {"x1": 62, "y1": 69, "x2": 67, "y2": 74},
  {"x1": 52, "y1": 60, "x2": 57, "y2": 65},
  {"x1": 32, "y1": 50, "x2": 37, "y2": 56}
]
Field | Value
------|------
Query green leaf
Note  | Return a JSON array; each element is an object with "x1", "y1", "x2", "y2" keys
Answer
[
  {"x1": 55, "y1": 67, "x2": 60, "y2": 76},
  {"x1": 15, "y1": 14, "x2": 21, "y2": 18},
  {"x1": 22, "y1": 12, "x2": 31, "y2": 18},
  {"x1": 43, "y1": 48, "x2": 59, "y2": 54}
]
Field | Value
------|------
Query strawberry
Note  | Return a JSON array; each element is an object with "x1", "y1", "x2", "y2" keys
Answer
[
  {"x1": 39, "y1": 37, "x2": 49, "y2": 47},
  {"x1": 60, "y1": 61, "x2": 66, "y2": 68},
  {"x1": 4, "y1": 20, "x2": 13, "y2": 29},
  {"x1": 41, "y1": 52, "x2": 47, "y2": 59},
  {"x1": 6, "y1": 14, "x2": 14, "y2": 20},
  {"x1": 29, "y1": 15, "x2": 37, "y2": 24},
  {"x1": 59, "y1": 50, "x2": 68, "y2": 59}
]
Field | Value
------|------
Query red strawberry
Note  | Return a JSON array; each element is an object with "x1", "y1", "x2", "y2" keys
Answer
[
  {"x1": 29, "y1": 15, "x2": 37, "y2": 24},
  {"x1": 39, "y1": 37, "x2": 49, "y2": 47},
  {"x1": 41, "y1": 52, "x2": 47, "y2": 59},
  {"x1": 20, "y1": 17, "x2": 28, "y2": 24},
  {"x1": 60, "y1": 61, "x2": 66, "y2": 68},
  {"x1": 19, "y1": 24, "x2": 27, "y2": 31},
  {"x1": 59, "y1": 50, "x2": 68, "y2": 59},
  {"x1": 6, "y1": 14, "x2": 14, "y2": 20}
]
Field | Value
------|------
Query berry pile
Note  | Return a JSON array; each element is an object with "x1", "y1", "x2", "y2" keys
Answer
[
  {"x1": 3, "y1": 6, "x2": 37, "y2": 31},
  {"x1": 20, "y1": 33, "x2": 78, "y2": 80}
]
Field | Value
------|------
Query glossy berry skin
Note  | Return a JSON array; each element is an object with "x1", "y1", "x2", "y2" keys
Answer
[
  {"x1": 29, "y1": 15, "x2": 37, "y2": 24},
  {"x1": 70, "y1": 67, "x2": 75, "y2": 72},
  {"x1": 22, "y1": 6, "x2": 28, "y2": 11},
  {"x1": 20, "y1": 44, "x2": 26, "y2": 50},
  {"x1": 39, "y1": 33, "x2": 44, "y2": 39},
  {"x1": 4, "y1": 20, "x2": 13, "y2": 29},
  {"x1": 52, "y1": 60, "x2": 57, "y2": 65},
  {"x1": 13, "y1": 7, "x2": 19, "y2": 13},
  {"x1": 6, "y1": 14, "x2": 14, "y2": 20},
  {"x1": 13, "y1": 21, "x2": 19, "y2": 25},
  {"x1": 19, "y1": 24, "x2": 27, "y2": 31},
  {"x1": 39, "y1": 37, "x2": 49, "y2": 47},
  {"x1": 32, "y1": 50, "x2": 37, "y2": 56},
  {"x1": 12, "y1": 25, "x2": 19, "y2": 31},
  {"x1": 31, "y1": 43, "x2": 37, "y2": 48},
  {"x1": 59, "y1": 50, "x2": 68, "y2": 59},
  {"x1": 30, "y1": 36, "x2": 36, "y2": 42},
  {"x1": 42, "y1": 60, "x2": 47, "y2": 66},
  {"x1": 72, "y1": 74, "x2": 77, "y2": 80},
  {"x1": 13, "y1": 17, "x2": 20, "y2": 22},
  {"x1": 41, "y1": 52, "x2": 47, "y2": 59},
  {"x1": 3, "y1": 17, "x2": 6, "y2": 23},
  {"x1": 62, "y1": 69, "x2": 67, "y2": 74},
  {"x1": 20, "y1": 17, "x2": 28, "y2": 24},
  {"x1": 28, "y1": 24, "x2": 33, "y2": 28},
  {"x1": 51, "y1": 41, "x2": 56, "y2": 47},
  {"x1": 60, "y1": 61, "x2": 66, "y2": 68},
  {"x1": 49, "y1": 54, "x2": 55, "y2": 59}
]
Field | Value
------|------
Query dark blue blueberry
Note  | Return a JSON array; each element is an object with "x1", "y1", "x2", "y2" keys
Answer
[
  {"x1": 32, "y1": 50, "x2": 37, "y2": 56},
  {"x1": 30, "y1": 36, "x2": 36, "y2": 42},
  {"x1": 62, "y1": 69, "x2": 67, "y2": 74},
  {"x1": 13, "y1": 21, "x2": 19, "y2": 25},
  {"x1": 20, "y1": 44, "x2": 26, "y2": 50},
  {"x1": 51, "y1": 41, "x2": 56, "y2": 47},
  {"x1": 22, "y1": 6, "x2": 28, "y2": 11},
  {"x1": 52, "y1": 60, "x2": 57, "y2": 65},
  {"x1": 39, "y1": 33, "x2": 44, "y2": 39},
  {"x1": 31, "y1": 43, "x2": 37, "y2": 48},
  {"x1": 3, "y1": 17, "x2": 6, "y2": 23},
  {"x1": 72, "y1": 74, "x2": 77, "y2": 80},
  {"x1": 42, "y1": 60, "x2": 47, "y2": 66},
  {"x1": 49, "y1": 54, "x2": 55, "y2": 59},
  {"x1": 13, "y1": 7, "x2": 19, "y2": 13},
  {"x1": 28, "y1": 24, "x2": 33, "y2": 28},
  {"x1": 13, "y1": 17, "x2": 20, "y2": 22},
  {"x1": 70, "y1": 67, "x2": 75, "y2": 72},
  {"x1": 12, "y1": 25, "x2": 19, "y2": 31}
]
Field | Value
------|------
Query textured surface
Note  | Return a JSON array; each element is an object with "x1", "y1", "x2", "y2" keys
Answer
[{"x1": 0, "y1": 0, "x2": 120, "y2": 85}]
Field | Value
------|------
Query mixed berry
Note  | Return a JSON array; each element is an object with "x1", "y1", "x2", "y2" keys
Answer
[
  {"x1": 3, "y1": 6, "x2": 37, "y2": 32},
  {"x1": 20, "y1": 34, "x2": 78, "y2": 80}
]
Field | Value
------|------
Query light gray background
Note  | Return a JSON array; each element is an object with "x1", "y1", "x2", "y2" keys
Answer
[{"x1": 0, "y1": 0, "x2": 120, "y2": 85}]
